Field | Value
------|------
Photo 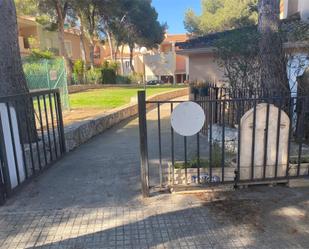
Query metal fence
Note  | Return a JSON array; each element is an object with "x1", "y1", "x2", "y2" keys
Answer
[
  {"x1": 0, "y1": 89, "x2": 66, "y2": 204},
  {"x1": 22, "y1": 58, "x2": 70, "y2": 110},
  {"x1": 138, "y1": 91, "x2": 309, "y2": 196}
]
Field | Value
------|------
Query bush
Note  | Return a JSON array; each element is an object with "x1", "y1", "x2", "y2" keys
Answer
[
  {"x1": 108, "y1": 61, "x2": 120, "y2": 72},
  {"x1": 116, "y1": 75, "x2": 131, "y2": 84},
  {"x1": 86, "y1": 68, "x2": 102, "y2": 84},
  {"x1": 101, "y1": 68, "x2": 116, "y2": 84},
  {"x1": 100, "y1": 60, "x2": 119, "y2": 84},
  {"x1": 128, "y1": 73, "x2": 143, "y2": 84},
  {"x1": 22, "y1": 58, "x2": 63, "y2": 76},
  {"x1": 73, "y1": 59, "x2": 85, "y2": 84},
  {"x1": 26, "y1": 49, "x2": 55, "y2": 60}
]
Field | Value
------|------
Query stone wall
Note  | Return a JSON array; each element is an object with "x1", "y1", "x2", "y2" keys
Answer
[{"x1": 64, "y1": 88, "x2": 188, "y2": 152}]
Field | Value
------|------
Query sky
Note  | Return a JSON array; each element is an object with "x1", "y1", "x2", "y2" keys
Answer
[{"x1": 151, "y1": 0, "x2": 201, "y2": 34}]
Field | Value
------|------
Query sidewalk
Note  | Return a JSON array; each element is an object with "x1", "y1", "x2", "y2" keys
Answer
[{"x1": 0, "y1": 98, "x2": 308, "y2": 249}]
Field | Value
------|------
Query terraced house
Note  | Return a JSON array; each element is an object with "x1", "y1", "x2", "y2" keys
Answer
[
  {"x1": 18, "y1": 16, "x2": 189, "y2": 84},
  {"x1": 17, "y1": 15, "x2": 105, "y2": 66},
  {"x1": 134, "y1": 34, "x2": 189, "y2": 83}
]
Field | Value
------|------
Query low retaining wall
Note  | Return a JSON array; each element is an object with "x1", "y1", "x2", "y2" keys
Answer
[
  {"x1": 68, "y1": 84, "x2": 186, "y2": 94},
  {"x1": 65, "y1": 88, "x2": 188, "y2": 152},
  {"x1": 68, "y1": 84, "x2": 104, "y2": 94}
]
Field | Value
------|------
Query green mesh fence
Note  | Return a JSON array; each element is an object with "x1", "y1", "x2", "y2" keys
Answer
[{"x1": 22, "y1": 58, "x2": 70, "y2": 110}]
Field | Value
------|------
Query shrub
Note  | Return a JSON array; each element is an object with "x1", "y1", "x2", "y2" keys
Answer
[
  {"x1": 128, "y1": 73, "x2": 143, "y2": 84},
  {"x1": 116, "y1": 75, "x2": 131, "y2": 84},
  {"x1": 27, "y1": 49, "x2": 55, "y2": 60},
  {"x1": 101, "y1": 68, "x2": 116, "y2": 84},
  {"x1": 86, "y1": 68, "x2": 102, "y2": 84},
  {"x1": 73, "y1": 59, "x2": 85, "y2": 84},
  {"x1": 108, "y1": 61, "x2": 120, "y2": 73},
  {"x1": 100, "y1": 60, "x2": 119, "y2": 84},
  {"x1": 22, "y1": 58, "x2": 63, "y2": 76}
]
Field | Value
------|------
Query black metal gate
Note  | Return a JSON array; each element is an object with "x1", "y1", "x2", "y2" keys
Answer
[
  {"x1": 0, "y1": 89, "x2": 66, "y2": 203},
  {"x1": 138, "y1": 90, "x2": 309, "y2": 197}
]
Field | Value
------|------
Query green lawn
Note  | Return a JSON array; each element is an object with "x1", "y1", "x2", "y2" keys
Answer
[{"x1": 69, "y1": 86, "x2": 186, "y2": 109}]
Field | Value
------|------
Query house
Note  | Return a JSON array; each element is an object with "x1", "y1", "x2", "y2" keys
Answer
[
  {"x1": 135, "y1": 34, "x2": 189, "y2": 83},
  {"x1": 17, "y1": 15, "x2": 104, "y2": 66},
  {"x1": 101, "y1": 44, "x2": 136, "y2": 76},
  {"x1": 280, "y1": 0, "x2": 309, "y2": 21},
  {"x1": 176, "y1": 0, "x2": 309, "y2": 87},
  {"x1": 101, "y1": 34, "x2": 190, "y2": 83}
]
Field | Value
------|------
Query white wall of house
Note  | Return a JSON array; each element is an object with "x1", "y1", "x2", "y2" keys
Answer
[
  {"x1": 143, "y1": 52, "x2": 176, "y2": 81},
  {"x1": 287, "y1": 53, "x2": 309, "y2": 95},
  {"x1": 188, "y1": 53, "x2": 226, "y2": 84},
  {"x1": 118, "y1": 58, "x2": 131, "y2": 76},
  {"x1": 299, "y1": 0, "x2": 309, "y2": 21},
  {"x1": 282, "y1": 0, "x2": 309, "y2": 21}
]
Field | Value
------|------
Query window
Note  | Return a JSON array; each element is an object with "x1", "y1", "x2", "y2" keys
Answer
[
  {"x1": 94, "y1": 46, "x2": 101, "y2": 59},
  {"x1": 64, "y1": 40, "x2": 73, "y2": 57},
  {"x1": 125, "y1": 61, "x2": 130, "y2": 69},
  {"x1": 45, "y1": 38, "x2": 52, "y2": 49}
]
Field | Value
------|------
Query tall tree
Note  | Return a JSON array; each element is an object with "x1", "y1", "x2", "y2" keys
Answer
[
  {"x1": 258, "y1": 0, "x2": 290, "y2": 96},
  {"x1": 14, "y1": 0, "x2": 38, "y2": 16},
  {"x1": 37, "y1": 0, "x2": 73, "y2": 83},
  {"x1": 96, "y1": 0, "x2": 128, "y2": 62},
  {"x1": 185, "y1": 0, "x2": 258, "y2": 35},
  {"x1": 0, "y1": 0, "x2": 36, "y2": 141},
  {"x1": 71, "y1": 0, "x2": 99, "y2": 68},
  {"x1": 104, "y1": 0, "x2": 165, "y2": 72}
]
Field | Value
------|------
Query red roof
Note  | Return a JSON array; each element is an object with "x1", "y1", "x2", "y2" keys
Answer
[{"x1": 163, "y1": 34, "x2": 189, "y2": 43}]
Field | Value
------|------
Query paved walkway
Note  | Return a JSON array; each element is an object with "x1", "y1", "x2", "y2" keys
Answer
[{"x1": 0, "y1": 100, "x2": 309, "y2": 249}]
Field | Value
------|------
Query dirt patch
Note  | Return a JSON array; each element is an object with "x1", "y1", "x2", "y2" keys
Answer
[
  {"x1": 194, "y1": 186, "x2": 309, "y2": 236},
  {"x1": 62, "y1": 108, "x2": 108, "y2": 126},
  {"x1": 197, "y1": 192, "x2": 265, "y2": 232}
]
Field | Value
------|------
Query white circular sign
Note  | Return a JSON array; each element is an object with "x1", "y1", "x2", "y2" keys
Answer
[{"x1": 171, "y1": 102, "x2": 205, "y2": 136}]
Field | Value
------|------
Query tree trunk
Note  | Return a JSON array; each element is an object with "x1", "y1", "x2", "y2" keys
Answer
[
  {"x1": 258, "y1": 0, "x2": 290, "y2": 97},
  {"x1": 55, "y1": 0, "x2": 72, "y2": 84},
  {"x1": 0, "y1": 0, "x2": 37, "y2": 142},
  {"x1": 106, "y1": 30, "x2": 115, "y2": 61},
  {"x1": 78, "y1": 15, "x2": 87, "y2": 63},
  {"x1": 120, "y1": 44, "x2": 125, "y2": 75},
  {"x1": 89, "y1": 37, "x2": 95, "y2": 69},
  {"x1": 129, "y1": 45, "x2": 135, "y2": 73},
  {"x1": 78, "y1": 15, "x2": 87, "y2": 83}
]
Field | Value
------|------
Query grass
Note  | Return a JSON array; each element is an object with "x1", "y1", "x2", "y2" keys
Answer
[{"x1": 69, "y1": 85, "x2": 186, "y2": 110}]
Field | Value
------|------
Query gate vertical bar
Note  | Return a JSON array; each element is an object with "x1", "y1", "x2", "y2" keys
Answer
[
  {"x1": 55, "y1": 91, "x2": 66, "y2": 154},
  {"x1": 171, "y1": 103, "x2": 175, "y2": 186},
  {"x1": 251, "y1": 100, "x2": 257, "y2": 180},
  {"x1": 274, "y1": 99, "x2": 282, "y2": 178},
  {"x1": 286, "y1": 97, "x2": 293, "y2": 178},
  {"x1": 138, "y1": 91, "x2": 149, "y2": 197},
  {"x1": 184, "y1": 136, "x2": 188, "y2": 185},
  {"x1": 0, "y1": 116, "x2": 11, "y2": 201},
  {"x1": 197, "y1": 132, "x2": 200, "y2": 184},
  {"x1": 157, "y1": 103, "x2": 162, "y2": 188},
  {"x1": 209, "y1": 101, "x2": 213, "y2": 181},
  {"x1": 221, "y1": 100, "x2": 226, "y2": 182},
  {"x1": 263, "y1": 103, "x2": 270, "y2": 179}
]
